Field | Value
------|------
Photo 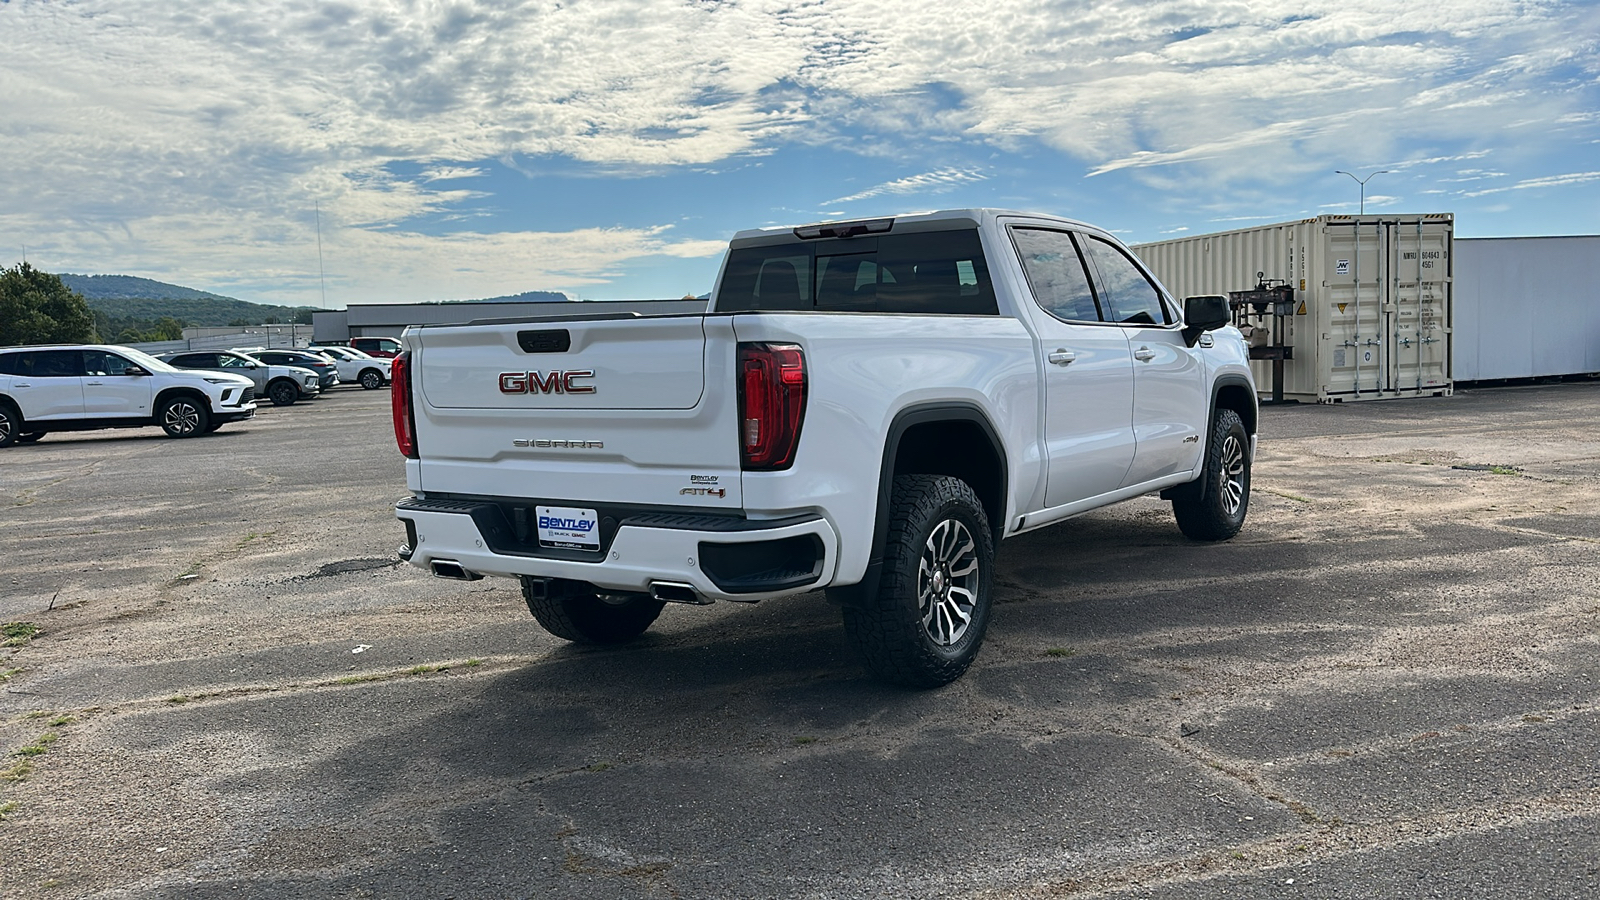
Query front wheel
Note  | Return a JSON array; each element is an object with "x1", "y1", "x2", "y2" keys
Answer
[
  {"x1": 1171, "y1": 408, "x2": 1251, "y2": 541},
  {"x1": 842, "y1": 474, "x2": 995, "y2": 688},
  {"x1": 159, "y1": 396, "x2": 210, "y2": 438},
  {"x1": 359, "y1": 369, "x2": 384, "y2": 390},
  {"x1": 521, "y1": 577, "x2": 665, "y2": 644},
  {"x1": 0, "y1": 401, "x2": 20, "y2": 448},
  {"x1": 267, "y1": 379, "x2": 299, "y2": 406}
]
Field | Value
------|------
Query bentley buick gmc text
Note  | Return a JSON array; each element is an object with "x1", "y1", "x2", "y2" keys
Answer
[{"x1": 391, "y1": 209, "x2": 1258, "y2": 686}]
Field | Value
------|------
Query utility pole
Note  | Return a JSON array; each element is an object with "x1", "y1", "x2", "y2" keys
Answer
[
  {"x1": 315, "y1": 200, "x2": 328, "y2": 308},
  {"x1": 1335, "y1": 170, "x2": 1390, "y2": 215}
]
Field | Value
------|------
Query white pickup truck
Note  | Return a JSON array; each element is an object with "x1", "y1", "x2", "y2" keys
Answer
[{"x1": 392, "y1": 209, "x2": 1257, "y2": 686}]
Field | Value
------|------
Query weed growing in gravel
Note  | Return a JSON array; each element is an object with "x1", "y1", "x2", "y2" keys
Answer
[
  {"x1": 0, "y1": 668, "x2": 23, "y2": 684},
  {"x1": 0, "y1": 801, "x2": 18, "y2": 819},
  {"x1": 2, "y1": 622, "x2": 39, "y2": 647}
]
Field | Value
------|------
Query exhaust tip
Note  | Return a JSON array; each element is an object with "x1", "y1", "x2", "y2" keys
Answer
[
  {"x1": 431, "y1": 560, "x2": 482, "y2": 581},
  {"x1": 650, "y1": 582, "x2": 710, "y2": 605}
]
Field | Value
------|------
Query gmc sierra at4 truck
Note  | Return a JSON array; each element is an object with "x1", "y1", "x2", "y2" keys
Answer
[{"x1": 392, "y1": 209, "x2": 1258, "y2": 686}]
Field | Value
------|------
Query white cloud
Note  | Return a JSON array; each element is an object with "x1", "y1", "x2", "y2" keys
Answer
[
  {"x1": 1, "y1": 0, "x2": 1597, "y2": 301},
  {"x1": 826, "y1": 168, "x2": 990, "y2": 204},
  {"x1": 1463, "y1": 170, "x2": 1600, "y2": 197}
]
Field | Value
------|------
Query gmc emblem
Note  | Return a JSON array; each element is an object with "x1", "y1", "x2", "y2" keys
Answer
[{"x1": 499, "y1": 370, "x2": 595, "y2": 394}]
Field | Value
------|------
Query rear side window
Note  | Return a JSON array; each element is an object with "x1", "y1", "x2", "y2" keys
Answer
[
  {"x1": 1011, "y1": 228, "x2": 1103, "y2": 323},
  {"x1": 0, "y1": 352, "x2": 22, "y2": 375},
  {"x1": 719, "y1": 229, "x2": 998, "y2": 315}
]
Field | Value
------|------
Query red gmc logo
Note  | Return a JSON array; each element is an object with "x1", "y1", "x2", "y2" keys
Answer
[{"x1": 499, "y1": 370, "x2": 596, "y2": 394}]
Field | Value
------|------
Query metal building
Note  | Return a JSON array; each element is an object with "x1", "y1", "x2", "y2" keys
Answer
[{"x1": 1453, "y1": 236, "x2": 1600, "y2": 381}]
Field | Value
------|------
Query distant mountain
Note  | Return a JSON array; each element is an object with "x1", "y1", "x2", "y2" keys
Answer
[
  {"x1": 468, "y1": 289, "x2": 570, "y2": 303},
  {"x1": 59, "y1": 274, "x2": 243, "y2": 303},
  {"x1": 57, "y1": 274, "x2": 315, "y2": 327}
]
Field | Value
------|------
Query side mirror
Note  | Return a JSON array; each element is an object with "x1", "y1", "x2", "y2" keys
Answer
[
  {"x1": 125, "y1": 365, "x2": 151, "y2": 377},
  {"x1": 1182, "y1": 295, "x2": 1231, "y2": 347}
]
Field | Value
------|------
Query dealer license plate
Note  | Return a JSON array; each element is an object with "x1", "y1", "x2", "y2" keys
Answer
[{"x1": 536, "y1": 505, "x2": 600, "y2": 550}]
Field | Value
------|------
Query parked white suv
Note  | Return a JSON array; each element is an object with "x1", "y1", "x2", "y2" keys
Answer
[
  {"x1": 157, "y1": 349, "x2": 321, "y2": 406},
  {"x1": 310, "y1": 345, "x2": 392, "y2": 390},
  {"x1": 0, "y1": 345, "x2": 257, "y2": 447}
]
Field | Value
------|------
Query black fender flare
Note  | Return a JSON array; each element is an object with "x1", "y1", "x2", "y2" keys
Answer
[{"x1": 827, "y1": 401, "x2": 1008, "y2": 606}]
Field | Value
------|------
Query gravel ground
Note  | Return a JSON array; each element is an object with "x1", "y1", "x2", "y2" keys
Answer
[{"x1": 1, "y1": 381, "x2": 1596, "y2": 898}]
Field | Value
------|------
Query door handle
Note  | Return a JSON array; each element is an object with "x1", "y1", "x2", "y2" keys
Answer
[
  {"x1": 1047, "y1": 349, "x2": 1077, "y2": 366},
  {"x1": 1133, "y1": 347, "x2": 1156, "y2": 361}
]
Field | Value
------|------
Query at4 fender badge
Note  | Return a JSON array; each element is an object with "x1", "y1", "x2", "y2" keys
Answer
[{"x1": 680, "y1": 487, "x2": 727, "y2": 498}]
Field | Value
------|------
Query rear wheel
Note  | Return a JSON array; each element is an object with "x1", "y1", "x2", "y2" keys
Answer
[
  {"x1": 1171, "y1": 408, "x2": 1250, "y2": 541},
  {"x1": 521, "y1": 577, "x2": 665, "y2": 644},
  {"x1": 267, "y1": 379, "x2": 299, "y2": 406},
  {"x1": 841, "y1": 474, "x2": 995, "y2": 688},
  {"x1": 159, "y1": 396, "x2": 210, "y2": 438},
  {"x1": 359, "y1": 369, "x2": 384, "y2": 390}
]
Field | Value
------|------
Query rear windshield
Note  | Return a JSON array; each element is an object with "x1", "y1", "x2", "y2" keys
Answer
[{"x1": 717, "y1": 229, "x2": 998, "y2": 315}]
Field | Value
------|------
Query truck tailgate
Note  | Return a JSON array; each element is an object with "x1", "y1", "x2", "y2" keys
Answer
[{"x1": 411, "y1": 315, "x2": 743, "y2": 508}]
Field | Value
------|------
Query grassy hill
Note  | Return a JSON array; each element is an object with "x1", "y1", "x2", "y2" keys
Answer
[{"x1": 58, "y1": 275, "x2": 315, "y2": 326}]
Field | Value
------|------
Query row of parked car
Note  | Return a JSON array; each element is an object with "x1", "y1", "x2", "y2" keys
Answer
[{"x1": 0, "y1": 340, "x2": 396, "y2": 447}]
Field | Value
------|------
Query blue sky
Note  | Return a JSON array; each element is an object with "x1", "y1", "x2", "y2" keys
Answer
[{"x1": 3, "y1": 0, "x2": 1598, "y2": 307}]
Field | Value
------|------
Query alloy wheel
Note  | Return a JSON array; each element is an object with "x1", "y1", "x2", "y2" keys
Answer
[{"x1": 918, "y1": 518, "x2": 981, "y2": 646}]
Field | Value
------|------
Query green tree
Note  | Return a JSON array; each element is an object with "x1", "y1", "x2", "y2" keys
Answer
[{"x1": 0, "y1": 263, "x2": 97, "y2": 346}]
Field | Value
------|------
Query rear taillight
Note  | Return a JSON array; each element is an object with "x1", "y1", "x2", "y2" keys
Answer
[
  {"x1": 737, "y1": 342, "x2": 806, "y2": 470},
  {"x1": 391, "y1": 350, "x2": 418, "y2": 459}
]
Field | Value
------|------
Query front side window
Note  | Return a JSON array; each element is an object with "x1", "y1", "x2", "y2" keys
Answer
[
  {"x1": 82, "y1": 350, "x2": 141, "y2": 376},
  {"x1": 719, "y1": 229, "x2": 998, "y2": 315},
  {"x1": 1082, "y1": 236, "x2": 1170, "y2": 326},
  {"x1": 1011, "y1": 228, "x2": 1103, "y2": 323},
  {"x1": 218, "y1": 354, "x2": 252, "y2": 368}
]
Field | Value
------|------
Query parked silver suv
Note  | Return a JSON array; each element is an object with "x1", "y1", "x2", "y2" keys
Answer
[
  {"x1": 158, "y1": 349, "x2": 321, "y2": 406},
  {"x1": 0, "y1": 345, "x2": 256, "y2": 447}
]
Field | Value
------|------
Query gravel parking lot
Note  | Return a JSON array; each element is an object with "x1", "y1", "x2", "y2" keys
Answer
[{"x1": 2, "y1": 381, "x2": 1597, "y2": 898}]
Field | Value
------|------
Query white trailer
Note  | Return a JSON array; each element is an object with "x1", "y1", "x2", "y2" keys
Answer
[{"x1": 1135, "y1": 215, "x2": 1454, "y2": 403}]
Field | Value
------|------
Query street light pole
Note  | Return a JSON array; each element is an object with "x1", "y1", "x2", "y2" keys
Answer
[{"x1": 1335, "y1": 170, "x2": 1390, "y2": 215}]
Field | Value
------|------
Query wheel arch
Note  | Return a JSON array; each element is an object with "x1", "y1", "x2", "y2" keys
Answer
[
  {"x1": 154, "y1": 386, "x2": 211, "y2": 415},
  {"x1": 829, "y1": 401, "x2": 1008, "y2": 607},
  {"x1": 1211, "y1": 374, "x2": 1258, "y2": 437}
]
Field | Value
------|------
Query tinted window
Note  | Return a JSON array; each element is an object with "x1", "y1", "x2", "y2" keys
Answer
[
  {"x1": 171, "y1": 353, "x2": 217, "y2": 367},
  {"x1": 1012, "y1": 228, "x2": 1103, "y2": 323},
  {"x1": 32, "y1": 350, "x2": 85, "y2": 377},
  {"x1": 218, "y1": 354, "x2": 253, "y2": 368},
  {"x1": 82, "y1": 350, "x2": 141, "y2": 376},
  {"x1": 1082, "y1": 236, "x2": 1170, "y2": 326},
  {"x1": 719, "y1": 229, "x2": 998, "y2": 315},
  {"x1": 0, "y1": 352, "x2": 23, "y2": 376}
]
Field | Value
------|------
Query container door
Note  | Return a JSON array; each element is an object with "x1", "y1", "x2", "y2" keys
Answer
[
  {"x1": 1323, "y1": 221, "x2": 1390, "y2": 396},
  {"x1": 1389, "y1": 221, "x2": 1452, "y2": 393}
]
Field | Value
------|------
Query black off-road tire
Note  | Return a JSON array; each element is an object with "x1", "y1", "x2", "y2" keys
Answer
[
  {"x1": 267, "y1": 379, "x2": 299, "y2": 406},
  {"x1": 1171, "y1": 408, "x2": 1251, "y2": 541},
  {"x1": 359, "y1": 369, "x2": 384, "y2": 390},
  {"x1": 0, "y1": 401, "x2": 21, "y2": 448},
  {"x1": 521, "y1": 577, "x2": 665, "y2": 644},
  {"x1": 841, "y1": 474, "x2": 995, "y2": 688},
  {"x1": 159, "y1": 395, "x2": 210, "y2": 438}
]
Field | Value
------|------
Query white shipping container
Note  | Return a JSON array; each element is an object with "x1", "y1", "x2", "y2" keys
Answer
[{"x1": 1135, "y1": 215, "x2": 1454, "y2": 403}]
